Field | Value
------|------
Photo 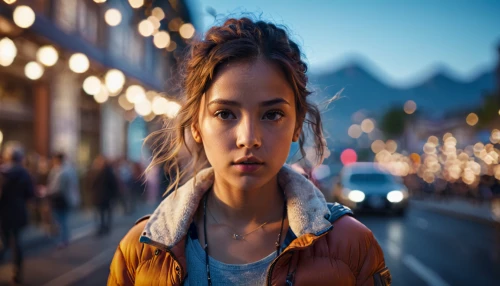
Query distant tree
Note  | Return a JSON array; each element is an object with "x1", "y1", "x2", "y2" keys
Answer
[
  {"x1": 379, "y1": 106, "x2": 411, "y2": 139},
  {"x1": 476, "y1": 91, "x2": 500, "y2": 129}
]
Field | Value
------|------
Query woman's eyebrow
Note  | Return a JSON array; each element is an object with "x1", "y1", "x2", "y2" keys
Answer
[{"x1": 207, "y1": 98, "x2": 290, "y2": 108}]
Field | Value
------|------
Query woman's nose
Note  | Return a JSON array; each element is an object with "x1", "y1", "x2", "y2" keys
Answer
[{"x1": 236, "y1": 117, "x2": 262, "y2": 149}]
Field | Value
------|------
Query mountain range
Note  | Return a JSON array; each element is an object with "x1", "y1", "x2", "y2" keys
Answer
[{"x1": 308, "y1": 59, "x2": 496, "y2": 145}]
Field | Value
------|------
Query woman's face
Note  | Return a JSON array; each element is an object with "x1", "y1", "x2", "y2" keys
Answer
[{"x1": 194, "y1": 59, "x2": 300, "y2": 190}]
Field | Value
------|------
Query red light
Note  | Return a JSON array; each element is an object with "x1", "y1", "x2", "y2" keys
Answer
[{"x1": 341, "y1": 149, "x2": 357, "y2": 165}]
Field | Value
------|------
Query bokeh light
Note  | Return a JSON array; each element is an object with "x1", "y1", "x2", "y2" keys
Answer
[
  {"x1": 466, "y1": 113, "x2": 479, "y2": 126},
  {"x1": 361, "y1": 118, "x2": 375, "y2": 133},
  {"x1": 404, "y1": 100, "x2": 417, "y2": 114},
  {"x1": 36, "y1": 45, "x2": 59, "y2": 67},
  {"x1": 138, "y1": 20, "x2": 154, "y2": 37},
  {"x1": 94, "y1": 84, "x2": 109, "y2": 103},
  {"x1": 385, "y1": 140, "x2": 398, "y2": 153},
  {"x1": 340, "y1": 149, "x2": 357, "y2": 165},
  {"x1": 348, "y1": 124, "x2": 362, "y2": 138},
  {"x1": 179, "y1": 23, "x2": 195, "y2": 39},
  {"x1": 24, "y1": 61, "x2": 44, "y2": 80},
  {"x1": 13, "y1": 6, "x2": 35, "y2": 28},
  {"x1": 128, "y1": 0, "x2": 144, "y2": 9},
  {"x1": 69, "y1": 53, "x2": 89, "y2": 74},
  {"x1": 0, "y1": 37, "x2": 17, "y2": 66},
  {"x1": 105, "y1": 69, "x2": 125, "y2": 94},
  {"x1": 152, "y1": 7, "x2": 165, "y2": 20},
  {"x1": 105, "y1": 9, "x2": 122, "y2": 26},
  {"x1": 153, "y1": 31, "x2": 170, "y2": 49},
  {"x1": 371, "y1": 140, "x2": 385, "y2": 154},
  {"x1": 83, "y1": 76, "x2": 101, "y2": 95},
  {"x1": 135, "y1": 100, "x2": 152, "y2": 116},
  {"x1": 126, "y1": 85, "x2": 146, "y2": 103}
]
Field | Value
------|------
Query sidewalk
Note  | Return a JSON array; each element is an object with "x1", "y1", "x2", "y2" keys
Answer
[
  {"x1": 18, "y1": 202, "x2": 158, "y2": 252},
  {"x1": 410, "y1": 198, "x2": 499, "y2": 226}
]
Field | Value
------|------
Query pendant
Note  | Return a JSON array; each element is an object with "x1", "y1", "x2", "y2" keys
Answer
[{"x1": 232, "y1": 234, "x2": 245, "y2": 240}]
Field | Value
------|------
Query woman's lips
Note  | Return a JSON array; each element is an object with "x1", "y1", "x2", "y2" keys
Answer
[{"x1": 232, "y1": 163, "x2": 264, "y2": 173}]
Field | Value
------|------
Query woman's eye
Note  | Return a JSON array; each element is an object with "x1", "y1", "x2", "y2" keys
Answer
[
  {"x1": 215, "y1": 111, "x2": 235, "y2": 120},
  {"x1": 263, "y1": 111, "x2": 284, "y2": 121}
]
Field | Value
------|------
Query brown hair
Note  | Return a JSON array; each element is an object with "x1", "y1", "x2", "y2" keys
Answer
[{"x1": 147, "y1": 17, "x2": 325, "y2": 195}]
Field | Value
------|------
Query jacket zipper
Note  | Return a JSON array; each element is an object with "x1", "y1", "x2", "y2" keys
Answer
[{"x1": 266, "y1": 229, "x2": 332, "y2": 285}]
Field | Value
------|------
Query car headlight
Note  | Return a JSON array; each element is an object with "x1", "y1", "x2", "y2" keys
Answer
[
  {"x1": 387, "y1": 190, "x2": 404, "y2": 203},
  {"x1": 348, "y1": 190, "x2": 365, "y2": 202}
]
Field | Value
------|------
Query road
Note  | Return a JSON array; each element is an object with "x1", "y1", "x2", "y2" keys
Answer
[{"x1": 1, "y1": 207, "x2": 498, "y2": 285}]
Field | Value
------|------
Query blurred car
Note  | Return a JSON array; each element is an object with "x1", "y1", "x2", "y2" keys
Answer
[{"x1": 333, "y1": 162, "x2": 409, "y2": 215}]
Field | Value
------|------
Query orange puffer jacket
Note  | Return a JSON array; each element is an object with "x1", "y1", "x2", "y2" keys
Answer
[{"x1": 108, "y1": 166, "x2": 391, "y2": 286}]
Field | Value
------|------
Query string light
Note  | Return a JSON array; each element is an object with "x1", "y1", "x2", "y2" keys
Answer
[
  {"x1": 69, "y1": 53, "x2": 89, "y2": 74},
  {"x1": 25, "y1": 61, "x2": 44, "y2": 80}
]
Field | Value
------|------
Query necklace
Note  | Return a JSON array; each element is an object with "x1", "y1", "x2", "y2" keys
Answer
[
  {"x1": 203, "y1": 191, "x2": 287, "y2": 286},
  {"x1": 208, "y1": 205, "x2": 269, "y2": 240}
]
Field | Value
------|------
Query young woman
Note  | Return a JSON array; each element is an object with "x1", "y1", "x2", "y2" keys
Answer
[{"x1": 108, "y1": 17, "x2": 391, "y2": 286}]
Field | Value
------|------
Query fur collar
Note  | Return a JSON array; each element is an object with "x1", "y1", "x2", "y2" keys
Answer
[{"x1": 141, "y1": 165, "x2": 332, "y2": 248}]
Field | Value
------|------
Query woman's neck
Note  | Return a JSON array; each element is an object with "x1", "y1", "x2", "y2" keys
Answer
[{"x1": 210, "y1": 174, "x2": 284, "y2": 225}]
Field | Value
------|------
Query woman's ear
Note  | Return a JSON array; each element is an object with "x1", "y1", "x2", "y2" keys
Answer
[
  {"x1": 292, "y1": 126, "x2": 301, "y2": 142},
  {"x1": 191, "y1": 124, "x2": 202, "y2": 143}
]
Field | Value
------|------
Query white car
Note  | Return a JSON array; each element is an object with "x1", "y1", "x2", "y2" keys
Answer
[{"x1": 333, "y1": 162, "x2": 409, "y2": 215}]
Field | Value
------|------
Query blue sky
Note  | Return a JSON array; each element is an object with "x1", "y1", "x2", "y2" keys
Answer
[{"x1": 188, "y1": 0, "x2": 500, "y2": 87}]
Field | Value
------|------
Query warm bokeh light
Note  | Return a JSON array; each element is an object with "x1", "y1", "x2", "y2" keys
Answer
[
  {"x1": 153, "y1": 31, "x2": 170, "y2": 48},
  {"x1": 385, "y1": 140, "x2": 398, "y2": 153},
  {"x1": 152, "y1": 96, "x2": 168, "y2": 115},
  {"x1": 152, "y1": 7, "x2": 165, "y2": 20},
  {"x1": 93, "y1": 0, "x2": 106, "y2": 3},
  {"x1": 13, "y1": 6, "x2": 35, "y2": 28},
  {"x1": 179, "y1": 23, "x2": 195, "y2": 39},
  {"x1": 135, "y1": 100, "x2": 152, "y2": 116},
  {"x1": 118, "y1": 94, "x2": 134, "y2": 111},
  {"x1": 404, "y1": 100, "x2": 417, "y2": 114},
  {"x1": 94, "y1": 84, "x2": 109, "y2": 103},
  {"x1": 165, "y1": 101, "x2": 181, "y2": 118},
  {"x1": 105, "y1": 69, "x2": 125, "y2": 94},
  {"x1": 361, "y1": 118, "x2": 375, "y2": 133},
  {"x1": 128, "y1": 0, "x2": 144, "y2": 9},
  {"x1": 138, "y1": 20, "x2": 154, "y2": 37},
  {"x1": 105, "y1": 9, "x2": 122, "y2": 26},
  {"x1": 466, "y1": 113, "x2": 479, "y2": 126},
  {"x1": 340, "y1": 149, "x2": 357, "y2": 165},
  {"x1": 69, "y1": 53, "x2": 89, "y2": 74},
  {"x1": 168, "y1": 18, "x2": 183, "y2": 31},
  {"x1": 348, "y1": 124, "x2": 362, "y2": 138},
  {"x1": 371, "y1": 140, "x2": 385, "y2": 154},
  {"x1": 166, "y1": 41, "x2": 177, "y2": 52},
  {"x1": 126, "y1": 85, "x2": 146, "y2": 103},
  {"x1": 428, "y1": 136, "x2": 439, "y2": 146},
  {"x1": 36, "y1": 45, "x2": 58, "y2": 67},
  {"x1": 0, "y1": 130, "x2": 3, "y2": 145},
  {"x1": 24, "y1": 61, "x2": 44, "y2": 80},
  {"x1": 148, "y1": 16, "x2": 161, "y2": 30},
  {"x1": 0, "y1": 37, "x2": 17, "y2": 67},
  {"x1": 4, "y1": 0, "x2": 17, "y2": 4},
  {"x1": 83, "y1": 76, "x2": 102, "y2": 95}
]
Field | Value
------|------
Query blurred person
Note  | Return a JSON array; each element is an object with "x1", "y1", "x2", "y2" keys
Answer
[
  {"x1": 109, "y1": 18, "x2": 390, "y2": 285},
  {"x1": 0, "y1": 142, "x2": 35, "y2": 284},
  {"x1": 117, "y1": 158, "x2": 134, "y2": 213},
  {"x1": 46, "y1": 153, "x2": 79, "y2": 248},
  {"x1": 89, "y1": 155, "x2": 119, "y2": 236}
]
